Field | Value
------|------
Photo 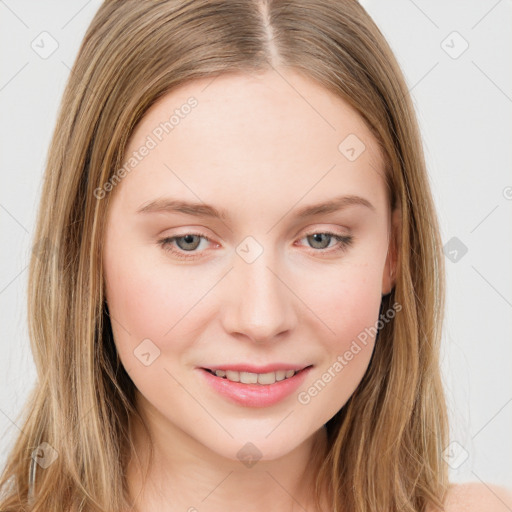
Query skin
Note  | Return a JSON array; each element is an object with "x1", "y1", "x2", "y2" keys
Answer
[{"x1": 102, "y1": 68, "x2": 400, "y2": 512}]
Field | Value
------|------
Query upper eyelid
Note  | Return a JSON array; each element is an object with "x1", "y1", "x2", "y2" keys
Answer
[
  {"x1": 162, "y1": 224, "x2": 351, "y2": 239},
  {"x1": 163, "y1": 229, "x2": 349, "y2": 243}
]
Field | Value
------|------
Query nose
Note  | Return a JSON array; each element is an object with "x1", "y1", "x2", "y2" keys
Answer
[{"x1": 219, "y1": 248, "x2": 297, "y2": 344}]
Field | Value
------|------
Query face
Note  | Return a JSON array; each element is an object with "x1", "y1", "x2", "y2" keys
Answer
[{"x1": 102, "y1": 68, "x2": 399, "y2": 462}]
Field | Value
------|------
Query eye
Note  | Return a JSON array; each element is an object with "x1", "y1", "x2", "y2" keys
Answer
[
  {"x1": 158, "y1": 232, "x2": 213, "y2": 260},
  {"x1": 298, "y1": 231, "x2": 354, "y2": 255},
  {"x1": 157, "y1": 230, "x2": 354, "y2": 260}
]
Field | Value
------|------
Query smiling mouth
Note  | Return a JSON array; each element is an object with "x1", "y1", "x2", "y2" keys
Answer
[{"x1": 202, "y1": 366, "x2": 312, "y2": 385}]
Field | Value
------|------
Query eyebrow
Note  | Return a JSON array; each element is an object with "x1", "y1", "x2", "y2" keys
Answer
[{"x1": 136, "y1": 194, "x2": 376, "y2": 219}]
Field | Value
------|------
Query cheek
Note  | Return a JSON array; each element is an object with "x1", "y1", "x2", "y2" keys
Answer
[
  {"x1": 103, "y1": 253, "x2": 208, "y2": 410},
  {"x1": 105, "y1": 235, "x2": 186, "y2": 355},
  {"x1": 316, "y1": 259, "x2": 384, "y2": 345},
  {"x1": 104, "y1": 252, "x2": 204, "y2": 353},
  {"x1": 299, "y1": 260, "x2": 383, "y2": 411}
]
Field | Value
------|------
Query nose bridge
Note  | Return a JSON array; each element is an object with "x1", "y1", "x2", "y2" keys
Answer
[{"x1": 221, "y1": 238, "x2": 296, "y2": 342}]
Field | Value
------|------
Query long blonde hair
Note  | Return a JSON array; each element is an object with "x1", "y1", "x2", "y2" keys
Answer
[{"x1": 0, "y1": 1, "x2": 450, "y2": 510}]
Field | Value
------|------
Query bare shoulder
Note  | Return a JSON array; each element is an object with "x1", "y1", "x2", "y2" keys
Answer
[{"x1": 428, "y1": 482, "x2": 512, "y2": 512}]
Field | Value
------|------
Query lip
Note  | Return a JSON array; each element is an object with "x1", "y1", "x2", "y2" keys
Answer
[
  {"x1": 200, "y1": 363, "x2": 309, "y2": 373},
  {"x1": 197, "y1": 365, "x2": 313, "y2": 408}
]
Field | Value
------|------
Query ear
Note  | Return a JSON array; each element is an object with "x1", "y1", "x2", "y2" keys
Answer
[{"x1": 381, "y1": 207, "x2": 401, "y2": 297}]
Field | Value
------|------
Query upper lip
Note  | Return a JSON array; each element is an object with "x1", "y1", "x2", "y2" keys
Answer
[{"x1": 200, "y1": 363, "x2": 312, "y2": 373}]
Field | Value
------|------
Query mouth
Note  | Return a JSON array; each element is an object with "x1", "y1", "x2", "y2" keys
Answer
[
  {"x1": 200, "y1": 365, "x2": 313, "y2": 385},
  {"x1": 198, "y1": 364, "x2": 314, "y2": 408}
]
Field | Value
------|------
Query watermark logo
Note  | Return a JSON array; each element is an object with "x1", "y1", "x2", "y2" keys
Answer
[
  {"x1": 134, "y1": 338, "x2": 161, "y2": 366},
  {"x1": 441, "y1": 31, "x2": 469, "y2": 60},
  {"x1": 338, "y1": 133, "x2": 366, "y2": 162},
  {"x1": 31, "y1": 31, "x2": 59, "y2": 59},
  {"x1": 31, "y1": 442, "x2": 59, "y2": 469},
  {"x1": 236, "y1": 236, "x2": 264, "y2": 264},
  {"x1": 236, "y1": 442, "x2": 262, "y2": 468},
  {"x1": 442, "y1": 440, "x2": 469, "y2": 469},
  {"x1": 443, "y1": 236, "x2": 468, "y2": 263}
]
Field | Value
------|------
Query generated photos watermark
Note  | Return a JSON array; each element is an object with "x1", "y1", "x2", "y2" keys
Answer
[
  {"x1": 93, "y1": 96, "x2": 198, "y2": 199},
  {"x1": 297, "y1": 301, "x2": 402, "y2": 405}
]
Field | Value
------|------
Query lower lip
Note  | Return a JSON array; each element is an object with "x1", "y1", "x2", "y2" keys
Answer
[{"x1": 198, "y1": 366, "x2": 313, "y2": 408}]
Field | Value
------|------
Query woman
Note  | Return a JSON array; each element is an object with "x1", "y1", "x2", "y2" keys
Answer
[{"x1": 0, "y1": 1, "x2": 509, "y2": 511}]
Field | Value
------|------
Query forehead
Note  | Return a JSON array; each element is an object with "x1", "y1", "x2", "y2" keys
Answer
[{"x1": 117, "y1": 69, "x2": 388, "y2": 219}]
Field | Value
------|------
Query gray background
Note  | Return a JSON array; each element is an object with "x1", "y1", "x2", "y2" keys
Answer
[{"x1": 1, "y1": 0, "x2": 511, "y2": 489}]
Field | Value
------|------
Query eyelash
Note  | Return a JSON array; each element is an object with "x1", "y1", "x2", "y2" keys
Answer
[{"x1": 157, "y1": 230, "x2": 354, "y2": 260}]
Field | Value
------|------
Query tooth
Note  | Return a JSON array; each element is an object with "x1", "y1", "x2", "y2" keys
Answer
[
  {"x1": 225, "y1": 370, "x2": 240, "y2": 382},
  {"x1": 275, "y1": 370, "x2": 286, "y2": 381},
  {"x1": 217, "y1": 369, "x2": 299, "y2": 384},
  {"x1": 239, "y1": 371, "x2": 258, "y2": 384},
  {"x1": 258, "y1": 372, "x2": 277, "y2": 385}
]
